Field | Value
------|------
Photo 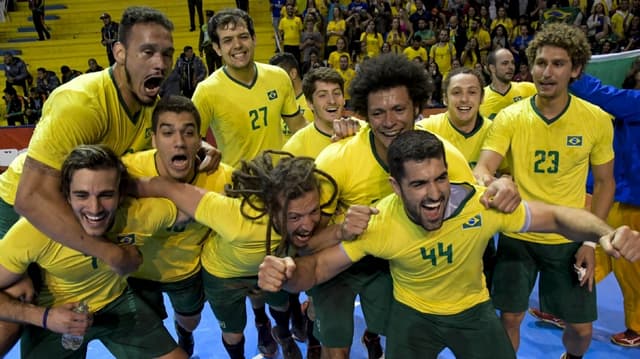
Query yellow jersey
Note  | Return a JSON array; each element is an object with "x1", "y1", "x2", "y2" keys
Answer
[
  {"x1": 416, "y1": 113, "x2": 492, "y2": 168},
  {"x1": 27, "y1": 68, "x2": 155, "y2": 170},
  {"x1": 121, "y1": 149, "x2": 234, "y2": 282},
  {"x1": 192, "y1": 62, "x2": 300, "y2": 167},
  {"x1": 195, "y1": 192, "x2": 281, "y2": 278},
  {"x1": 479, "y1": 81, "x2": 536, "y2": 120},
  {"x1": 316, "y1": 125, "x2": 474, "y2": 219},
  {"x1": 0, "y1": 153, "x2": 26, "y2": 205},
  {"x1": 342, "y1": 184, "x2": 529, "y2": 315},
  {"x1": 0, "y1": 197, "x2": 176, "y2": 311},
  {"x1": 482, "y1": 96, "x2": 614, "y2": 244},
  {"x1": 283, "y1": 122, "x2": 333, "y2": 158}
]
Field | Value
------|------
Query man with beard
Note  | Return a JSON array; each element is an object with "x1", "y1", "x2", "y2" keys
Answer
[
  {"x1": 135, "y1": 150, "x2": 348, "y2": 359},
  {"x1": 474, "y1": 23, "x2": 615, "y2": 359},
  {"x1": 479, "y1": 48, "x2": 536, "y2": 120},
  {"x1": 257, "y1": 130, "x2": 640, "y2": 359},
  {"x1": 193, "y1": 8, "x2": 306, "y2": 168}
]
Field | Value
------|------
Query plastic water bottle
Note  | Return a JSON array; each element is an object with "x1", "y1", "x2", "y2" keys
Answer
[{"x1": 61, "y1": 301, "x2": 89, "y2": 350}]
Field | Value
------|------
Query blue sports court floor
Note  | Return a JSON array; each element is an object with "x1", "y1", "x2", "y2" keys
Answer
[{"x1": 5, "y1": 274, "x2": 638, "y2": 358}]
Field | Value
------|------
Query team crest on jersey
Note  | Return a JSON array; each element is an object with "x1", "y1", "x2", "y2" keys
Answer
[
  {"x1": 117, "y1": 233, "x2": 136, "y2": 245},
  {"x1": 566, "y1": 136, "x2": 583, "y2": 147},
  {"x1": 267, "y1": 90, "x2": 278, "y2": 100},
  {"x1": 462, "y1": 214, "x2": 482, "y2": 229}
]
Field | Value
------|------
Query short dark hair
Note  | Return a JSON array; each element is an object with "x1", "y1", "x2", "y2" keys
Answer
[
  {"x1": 442, "y1": 66, "x2": 485, "y2": 95},
  {"x1": 118, "y1": 6, "x2": 174, "y2": 47},
  {"x1": 208, "y1": 8, "x2": 255, "y2": 46},
  {"x1": 349, "y1": 53, "x2": 431, "y2": 118},
  {"x1": 269, "y1": 52, "x2": 300, "y2": 73},
  {"x1": 302, "y1": 67, "x2": 344, "y2": 102},
  {"x1": 61, "y1": 145, "x2": 128, "y2": 200},
  {"x1": 151, "y1": 95, "x2": 201, "y2": 133},
  {"x1": 388, "y1": 130, "x2": 447, "y2": 182},
  {"x1": 183, "y1": 45, "x2": 193, "y2": 52}
]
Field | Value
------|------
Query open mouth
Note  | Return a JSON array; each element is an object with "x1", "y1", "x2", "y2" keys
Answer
[
  {"x1": 421, "y1": 200, "x2": 443, "y2": 220},
  {"x1": 144, "y1": 76, "x2": 164, "y2": 92},
  {"x1": 293, "y1": 231, "x2": 313, "y2": 244},
  {"x1": 170, "y1": 154, "x2": 189, "y2": 171},
  {"x1": 84, "y1": 212, "x2": 107, "y2": 225},
  {"x1": 324, "y1": 107, "x2": 342, "y2": 118},
  {"x1": 379, "y1": 129, "x2": 401, "y2": 140},
  {"x1": 231, "y1": 51, "x2": 248, "y2": 61}
]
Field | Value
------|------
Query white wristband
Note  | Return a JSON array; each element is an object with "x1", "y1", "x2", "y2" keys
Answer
[{"x1": 582, "y1": 241, "x2": 597, "y2": 248}]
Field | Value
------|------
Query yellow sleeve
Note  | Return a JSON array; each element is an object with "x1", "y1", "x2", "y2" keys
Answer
[
  {"x1": 194, "y1": 192, "x2": 247, "y2": 238},
  {"x1": 27, "y1": 90, "x2": 105, "y2": 170},
  {"x1": 589, "y1": 110, "x2": 615, "y2": 166},
  {"x1": 481, "y1": 108, "x2": 516, "y2": 157},
  {"x1": 315, "y1": 142, "x2": 347, "y2": 215},
  {"x1": 0, "y1": 219, "x2": 50, "y2": 274},
  {"x1": 192, "y1": 80, "x2": 215, "y2": 138}
]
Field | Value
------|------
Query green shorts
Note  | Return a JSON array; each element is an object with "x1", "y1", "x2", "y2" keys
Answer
[
  {"x1": 20, "y1": 288, "x2": 178, "y2": 358},
  {"x1": 386, "y1": 299, "x2": 515, "y2": 359},
  {"x1": 0, "y1": 197, "x2": 19, "y2": 239},
  {"x1": 202, "y1": 269, "x2": 288, "y2": 333},
  {"x1": 128, "y1": 270, "x2": 205, "y2": 318},
  {"x1": 309, "y1": 256, "x2": 392, "y2": 347},
  {"x1": 491, "y1": 234, "x2": 597, "y2": 323}
]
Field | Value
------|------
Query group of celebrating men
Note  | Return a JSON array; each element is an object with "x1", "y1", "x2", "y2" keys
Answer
[{"x1": 0, "y1": 5, "x2": 639, "y2": 359}]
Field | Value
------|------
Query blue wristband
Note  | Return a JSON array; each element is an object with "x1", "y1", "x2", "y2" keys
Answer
[{"x1": 42, "y1": 306, "x2": 51, "y2": 329}]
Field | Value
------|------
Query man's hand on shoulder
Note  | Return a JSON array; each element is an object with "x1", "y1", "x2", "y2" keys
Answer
[{"x1": 331, "y1": 116, "x2": 361, "y2": 142}]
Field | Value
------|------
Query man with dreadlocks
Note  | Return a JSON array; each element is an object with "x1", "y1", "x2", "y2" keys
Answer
[{"x1": 135, "y1": 150, "x2": 355, "y2": 359}]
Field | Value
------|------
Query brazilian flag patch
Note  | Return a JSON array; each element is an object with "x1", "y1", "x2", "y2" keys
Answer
[
  {"x1": 566, "y1": 136, "x2": 582, "y2": 147},
  {"x1": 117, "y1": 233, "x2": 136, "y2": 245},
  {"x1": 462, "y1": 214, "x2": 482, "y2": 229}
]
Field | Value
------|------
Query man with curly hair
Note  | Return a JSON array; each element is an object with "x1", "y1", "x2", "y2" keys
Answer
[{"x1": 474, "y1": 23, "x2": 616, "y2": 359}]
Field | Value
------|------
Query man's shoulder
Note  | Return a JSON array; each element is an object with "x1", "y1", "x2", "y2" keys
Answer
[
  {"x1": 316, "y1": 127, "x2": 370, "y2": 163},
  {"x1": 569, "y1": 95, "x2": 611, "y2": 120},
  {"x1": 256, "y1": 62, "x2": 290, "y2": 78}
]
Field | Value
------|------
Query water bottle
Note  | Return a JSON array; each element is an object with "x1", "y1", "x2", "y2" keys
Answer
[{"x1": 61, "y1": 301, "x2": 89, "y2": 350}]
